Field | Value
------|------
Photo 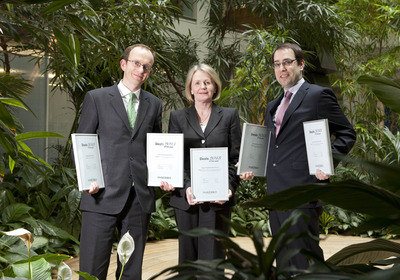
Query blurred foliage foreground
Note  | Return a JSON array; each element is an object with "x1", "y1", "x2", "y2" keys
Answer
[{"x1": 150, "y1": 76, "x2": 400, "y2": 279}]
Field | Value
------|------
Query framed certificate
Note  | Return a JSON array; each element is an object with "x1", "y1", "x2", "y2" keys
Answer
[
  {"x1": 303, "y1": 119, "x2": 334, "y2": 175},
  {"x1": 190, "y1": 147, "x2": 229, "y2": 202},
  {"x1": 146, "y1": 133, "x2": 184, "y2": 188},
  {"x1": 71, "y1": 133, "x2": 105, "y2": 191},
  {"x1": 237, "y1": 123, "x2": 270, "y2": 177}
]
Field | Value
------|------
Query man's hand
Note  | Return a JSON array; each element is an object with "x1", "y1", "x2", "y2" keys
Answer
[
  {"x1": 235, "y1": 163, "x2": 255, "y2": 180},
  {"x1": 85, "y1": 182, "x2": 100, "y2": 194},
  {"x1": 315, "y1": 169, "x2": 330, "y2": 180}
]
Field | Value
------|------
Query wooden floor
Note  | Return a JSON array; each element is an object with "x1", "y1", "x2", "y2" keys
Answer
[{"x1": 65, "y1": 234, "x2": 373, "y2": 280}]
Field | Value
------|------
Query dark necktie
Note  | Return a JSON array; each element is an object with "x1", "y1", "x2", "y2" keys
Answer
[
  {"x1": 275, "y1": 91, "x2": 293, "y2": 136},
  {"x1": 127, "y1": 92, "x2": 137, "y2": 129}
]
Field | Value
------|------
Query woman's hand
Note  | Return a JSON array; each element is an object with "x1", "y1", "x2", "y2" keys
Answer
[
  {"x1": 211, "y1": 189, "x2": 232, "y2": 205},
  {"x1": 186, "y1": 187, "x2": 203, "y2": 205},
  {"x1": 160, "y1": 181, "x2": 175, "y2": 191}
]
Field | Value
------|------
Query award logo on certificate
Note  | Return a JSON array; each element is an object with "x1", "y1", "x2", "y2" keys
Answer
[
  {"x1": 146, "y1": 133, "x2": 184, "y2": 188},
  {"x1": 71, "y1": 133, "x2": 105, "y2": 191},
  {"x1": 190, "y1": 147, "x2": 229, "y2": 202},
  {"x1": 237, "y1": 123, "x2": 270, "y2": 177},
  {"x1": 303, "y1": 119, "x2": 334, "y2": 175}
]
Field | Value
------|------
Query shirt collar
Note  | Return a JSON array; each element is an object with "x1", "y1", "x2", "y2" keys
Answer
[
  {"x1": 287, "y1": 78, "x2": 305, "y2": 95},
  {"x1": 118, "y1": 80, "x2": 141, "y2": 99}
]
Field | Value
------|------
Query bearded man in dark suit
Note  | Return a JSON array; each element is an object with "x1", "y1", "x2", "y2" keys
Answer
[
  {"x1": 76, "y1": 44, "x2": 162, "y2": 280},
  {"x1": 264, "y1": 42, "x2": 356, "y2": 273}
]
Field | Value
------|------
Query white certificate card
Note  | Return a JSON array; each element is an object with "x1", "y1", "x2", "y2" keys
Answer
[
  {"x1": 303, "y1": 119, "x2": 334, "y2": 175},
  {"x1": 71, "y1": 133, "x2": 105, "y2": 191},
  {"x1": 190, "y1": 147, "x2": 229, "y2": 202},
  {"x1": 147, "y1": 133, "x2": 184, "y2": 188},
  {"x1": 237, "y1": 123, "x2": 270, "y2": 177}
]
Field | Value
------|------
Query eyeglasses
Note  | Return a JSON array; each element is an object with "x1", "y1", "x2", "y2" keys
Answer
[
  {"x1": 272, "y1": 59, "x2": 297, "y2": 69},
  {"x1": 126, "y1": 60, "x2": 153, "y2": 73}
]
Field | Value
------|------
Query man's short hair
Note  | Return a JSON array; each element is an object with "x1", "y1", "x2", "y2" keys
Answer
[
  {"x1": 272, "y1": 42, "x2": 304, "y2": 63},
  {"x1": 123, "y1": 44, "x2": 155, "y2": 61}
]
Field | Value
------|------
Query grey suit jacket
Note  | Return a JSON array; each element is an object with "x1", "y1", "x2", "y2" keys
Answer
[
  {"x1": 77, "y1": 83, "x2": 162, "y2": 214},
  {"x1": 168, "y1": 104, "x2": 241, "y2": 211},
  {"x1": 265, "y1": 81, "x2": 356, "y2": 206}
]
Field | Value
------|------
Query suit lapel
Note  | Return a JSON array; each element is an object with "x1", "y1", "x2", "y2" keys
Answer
[
  {"x1": 109, "y1": 84, "x2": 131, "y2": 132},
  {"x1": 204, "y1": 104, "x2": 222, "y2": 138},
  {"x1": 278, "y1": 82, "x2": 309, "y2": 137},
  {"x1": 267, "y1": 94, "x2": 283, "y2": 133},
  {"x1": 186, "y1": 106, "x2": 204, "y2": 138},
  {"x1": 132, "y1": 89, "x2": 149, "y2": 137}
]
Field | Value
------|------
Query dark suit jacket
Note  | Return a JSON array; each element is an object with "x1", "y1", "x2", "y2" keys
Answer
[
  {"x1": 265, "y1": 81, "x2": 356, "y2": 207},
  {"x1": 168, "y1": 104, "x2": 241, "y2": 211},
  {"x1": 77, "y1": 83, "x2": 162, "y2": 214}
]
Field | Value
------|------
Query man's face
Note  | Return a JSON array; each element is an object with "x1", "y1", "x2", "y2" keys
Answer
[
  {"x1": 120, "y1": 47, "x2": 154, "y2": 92},
  {"x1": 273, "y1": 48, "x2": 304, "y2": 91}
]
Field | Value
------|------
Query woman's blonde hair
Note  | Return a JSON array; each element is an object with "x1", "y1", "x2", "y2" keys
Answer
[{"x1": 185, "y1": 64, "x2": 222, "y2": 103}]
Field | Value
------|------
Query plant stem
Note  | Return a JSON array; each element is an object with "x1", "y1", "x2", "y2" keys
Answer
[{"x1": 118, "y1": 255, "x2": 126, "y2": 280}]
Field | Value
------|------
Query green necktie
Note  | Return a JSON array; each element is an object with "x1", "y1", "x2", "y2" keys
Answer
[{"x1": 127, "y1": 92, "x2": 137, "y2": 129}]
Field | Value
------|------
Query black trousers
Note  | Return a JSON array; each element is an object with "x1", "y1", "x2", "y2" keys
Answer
[
  {"x1": 269, "y1": 207, "x2": 324, "y2": 272},
  {"x1": 174, "y1": 204, "x2": 231, "y2": 264},
  {"x1": 79, "y1": 188, "x2": 151, "y2": 280}
]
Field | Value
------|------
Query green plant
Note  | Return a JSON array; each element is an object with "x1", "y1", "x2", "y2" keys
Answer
[
  {"x1": 0, "y1": 228, "x2": 72, "y2": 280},
  {"x1": 150, "y1": 211, "x2": 320, "y2": 280}
]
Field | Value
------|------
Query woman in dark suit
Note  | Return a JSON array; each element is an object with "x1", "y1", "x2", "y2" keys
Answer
[{"x1": 160, "y1": 63, "x2": 241, "y2": 263}]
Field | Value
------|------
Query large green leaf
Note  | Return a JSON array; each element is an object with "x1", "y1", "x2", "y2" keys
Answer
[
  {"x1": 243, "y1": 180, "x2": 400, "y2": 218},
  {"x1": 36, "y1": 220, "x2": 79, "y2": 244},
  {"x1": 357, "y1": 75, "x2": 400, "y2": 114},
  {"x1": 75, "y1": 271, "x2": 99, "y2": 280},
  {"x1": 17, "y1": 253, "x2": 71, "y2": 263},
  {"x1": 0, "y1": 124, "x2": 18, "y2": 157},
  {"x1": 68, "y1": 33, "x2": 80, "y2": 68},
  {"x1": 337, "y1": 157, "x2": 400, "y2": 195},
  {"x1": 41, "y1": 0, "x2": 80, "y2": 15},
  {"x1": 1, "y1": 203, "x2": 32, "y2": 224},
  {"x1": 352, "y1": 264, "x2": 400, "y2": 280},
  {"x1": 0, "y1": 102, "x2": 16, "y2": 130},
  {"x1": 11, "y1": 257, "x2": 51, "y2": 280},
  {"x1": 0, "y1": 97, "x2": 26, "y2": 109},
  {"x1": 327, "y1": 239, "x2": 400, "y2": 265},
  {"x1": 14, "y1": 131, "x2": 64, "y2": 141}
]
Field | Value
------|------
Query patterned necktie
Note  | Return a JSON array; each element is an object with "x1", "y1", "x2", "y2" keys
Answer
[
  {"x1": 127, "y1": 92, "x2": 137, "y2": 129},
  {"x1": 275, "y1": 90, "x2": 293, "y2": 136}
]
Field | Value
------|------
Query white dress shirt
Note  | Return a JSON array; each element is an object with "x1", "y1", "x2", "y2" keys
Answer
[{"x1": 118, "y1": 80, "x2": 140, "y2": 112}]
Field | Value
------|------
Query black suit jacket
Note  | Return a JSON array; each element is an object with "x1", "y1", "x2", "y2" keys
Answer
[
  {"x1": 168, "y1": 104, "x2": 241, "y2": 211},
  {"x1": 265, "y1": 81, "x2": 356, "y2": 206},
  {"x1": 77, "y1": 83, "x2": 162, "y2": 214}
]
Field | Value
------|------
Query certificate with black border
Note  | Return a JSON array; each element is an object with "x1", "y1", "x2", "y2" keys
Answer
[
  {"x1": 71, "y1": 133, "x2": 105, "y2": 191},
  {"x1": 237, "y1": 123, "x2": 270, "y2": 177},
  {"x1": 147, "y1": 133, "x2": 184, "y2": 188},
  {"x1": 303, "y1": 119, "x2": 334, "y2": 175},
  {"x1": 190, "y1": 147, "x2": 229, "y2": 202}
]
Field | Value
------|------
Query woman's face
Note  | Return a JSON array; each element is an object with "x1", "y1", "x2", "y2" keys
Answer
[{"x1": 191, "y1": 70, "x2": 216, "y2": 103}]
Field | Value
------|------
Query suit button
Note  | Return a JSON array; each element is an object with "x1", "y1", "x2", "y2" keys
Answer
[
  {"x1": 129, "y1": 157, "x2": 134, "y2": 161},
  {"x1": 273, "y1": 163, "x2": 277, "y2": 167},
  {"x1": 275, "y1": 145, "x2": 278, "y2": 149},
  {"x1": 201, "y1": 140, "x2": 205, "y2": 144}
]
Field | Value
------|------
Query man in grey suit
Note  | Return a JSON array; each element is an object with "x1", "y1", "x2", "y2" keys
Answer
[
  {"x1": 77, "y1": 44, "x2": 162, "y2": 280},
  {"x1": 264, "y1": 43, "x2": 356, "y2": 273}
]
